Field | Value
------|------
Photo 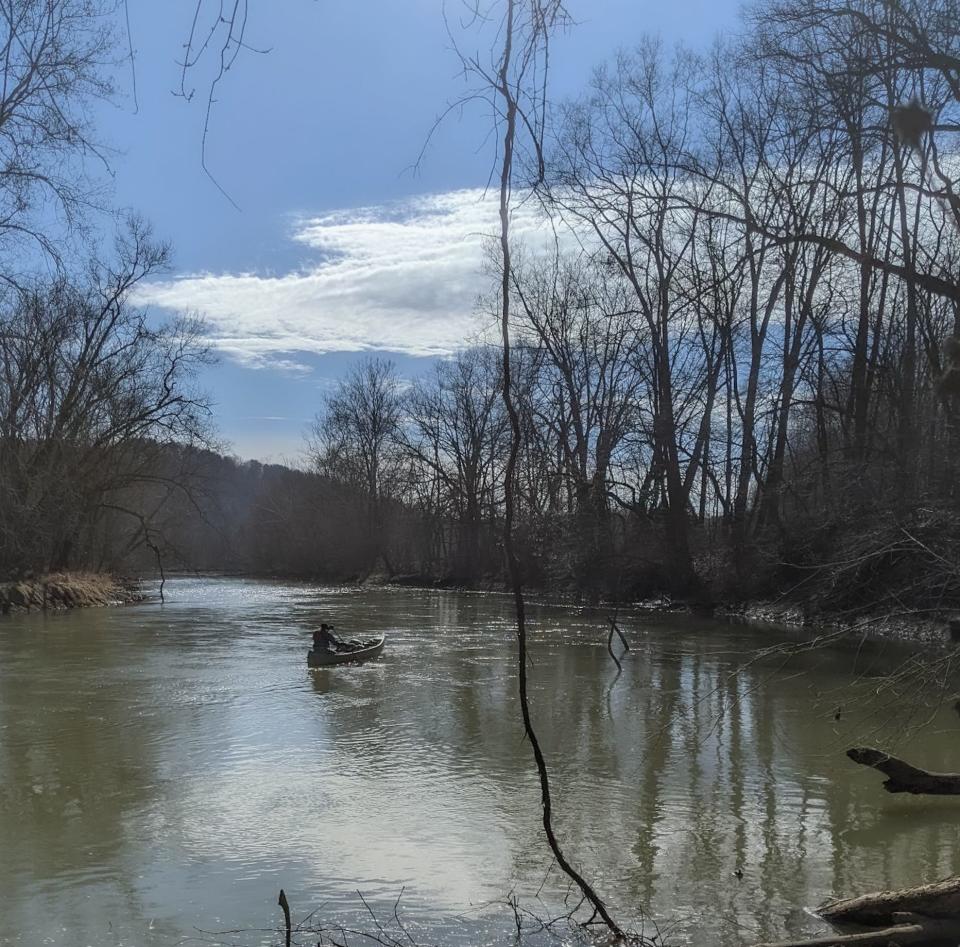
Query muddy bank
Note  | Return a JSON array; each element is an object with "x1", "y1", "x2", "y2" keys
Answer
[{"x1": 0, "y1": 573, "x2": 143, "y2": 614}]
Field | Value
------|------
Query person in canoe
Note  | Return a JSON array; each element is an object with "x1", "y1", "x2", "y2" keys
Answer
[{"x1": 313, "y1": 622, "x2": 344, "y2": 652}]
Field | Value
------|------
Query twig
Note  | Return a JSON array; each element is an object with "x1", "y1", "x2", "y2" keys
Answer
[{"x1": 605, "y1": 622, "x2": 623, "y2": 672}]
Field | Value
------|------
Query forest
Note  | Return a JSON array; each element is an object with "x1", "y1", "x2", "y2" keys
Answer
[{"x1": 3, "y1": 0, "x2": 960, "y2": 623}]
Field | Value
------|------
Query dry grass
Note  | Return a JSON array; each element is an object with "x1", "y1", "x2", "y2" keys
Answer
[{"x1": 0, "y1": 572, "x2": 140, "y2": 612}]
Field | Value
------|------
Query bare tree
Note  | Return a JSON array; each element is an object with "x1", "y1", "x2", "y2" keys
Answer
[
  {"x1": 0, "y1": 218, "x2": 213, "y2": 575},
  {"x1": 401, "y1": 347, "x2": 506, "y2": 582},
  {"x1": 544, "y1": 43, "x2": 710, "y2": 589},
  {"x1": 510, "y1": 253, "x2": 648, "y2": 590},
  {"x1": 0, "y1": 0, "x2": 116, "y2": 277},
  {"x1": 308, "y1": 357, "x2": 404, "y2": 575}
]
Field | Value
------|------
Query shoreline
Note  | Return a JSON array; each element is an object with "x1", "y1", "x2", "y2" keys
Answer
[
  {"x1": 7, "y1": 569, "x2": 956, "y2": 649},
  {"x1": 0, "y1": 572, "x2": 144, "y2": 614},
  {"x1": 185, "y1": 569, "x2": 960, "y2": 648},
  {"x1": 365, "y1": 572, "x2": 960, "y2": 646},
  {"x1": 713, "y1": 600, "x2": 958, "y2": 646}
]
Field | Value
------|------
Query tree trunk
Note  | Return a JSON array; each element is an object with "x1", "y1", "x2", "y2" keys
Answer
[
  {"x1": 752, "y1": 917, "x2": 960, "y2": 947},
  {"x1": 820, "y1": 877, "x2": 960, "y2": 927},
  {"x1": 893, "y1": 143, "x2": 920, "y2": 504},
  {"x1": 847, "y1": 747, "x2": 960, "y2": 794},
  {"x1": 847, "y1": 132, "x2": 872, "y2": 465},
  {"x1": 751, "y1": 877, "x2": 960, "y2": 947}
]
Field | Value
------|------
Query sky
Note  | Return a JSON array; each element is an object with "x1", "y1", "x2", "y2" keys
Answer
[{"x1": 100, "y1": 1, "x2": 743, "y2": 462}]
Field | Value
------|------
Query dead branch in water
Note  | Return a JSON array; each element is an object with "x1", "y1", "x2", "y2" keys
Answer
[
  {"x1": 847, "y1": 747, "x2": 960, "y2": 794},
  {"x1": 751, "y1": 916, "x2": 960, "y2": 947},
  {"x1": 258, "y1": 887, "x2": 626, "y2": 947},
  {"x1": 277, "y1": 889, "x2": 291, "y2": 947},
  {"x1": 820, "y1": 877, "x2": 960, "y2": 926},
  {"x1": 605, "y1": 612, "x2": 631, "y2": 673},
  {"x1": 606, "y1": 623, "x2": 623, "y2": 672},
  {"x1": 751, "y1": 876, "x2": 960, "y2": 947}
]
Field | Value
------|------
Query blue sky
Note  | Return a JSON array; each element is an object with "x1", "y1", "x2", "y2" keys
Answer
[{"x1": 100, "y1": 1, "x2": 742, "y2": 462}]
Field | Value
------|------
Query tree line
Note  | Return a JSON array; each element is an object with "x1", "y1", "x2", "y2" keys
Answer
[
  {"x1": 0, "y1": 1, "x2": 213, "y2": 579},
  {"x1": 295, "y1": 0, "x2": 960, "y2": 613},
  {"x1": 0, "y1": 224, "x2": 213, "y2": 577},
  {"x1": 4, "y1": 0, "x2": 960, "y2": 618}
]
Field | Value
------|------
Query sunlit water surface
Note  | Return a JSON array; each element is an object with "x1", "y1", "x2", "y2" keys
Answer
[{"x1": 1, "y1": 577, "x2": 959, "y2": 946}]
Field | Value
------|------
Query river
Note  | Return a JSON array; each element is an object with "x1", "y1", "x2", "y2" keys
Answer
[{"x1": 1, "y1": 576, "x2": 958, "y2": 946}]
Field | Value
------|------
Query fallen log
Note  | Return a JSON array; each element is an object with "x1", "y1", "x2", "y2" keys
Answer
[
  {"x1": 847, "y1": 747, "x2": 960, "y2": 794},
  {"x1": 751, "y1": 916, "x2": 960, "y2": 947},
  {"x1": 819, "y1": 877, "x2": 960, "y2": 926},
  {"x1": 750, "y1": 878, "x2": 960, "y2": 947}
]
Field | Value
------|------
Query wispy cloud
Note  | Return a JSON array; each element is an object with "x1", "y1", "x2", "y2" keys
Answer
[{"x1": 137, "y1": 188, "x2": 557, "y2": 370}]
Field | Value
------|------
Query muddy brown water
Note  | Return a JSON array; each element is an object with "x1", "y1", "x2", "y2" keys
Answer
[{"x1": 1, "y1": 576, "x2": 959, "y2": 946}]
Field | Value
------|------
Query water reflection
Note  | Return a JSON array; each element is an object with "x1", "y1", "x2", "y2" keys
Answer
[{"x1": 0, "y1": 578, "x2": 958, "y2": 946}]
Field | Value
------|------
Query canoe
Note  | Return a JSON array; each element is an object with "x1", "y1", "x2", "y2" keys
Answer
[{"x1": 307, "y1": 635, "x2": 385, "y2": 667}]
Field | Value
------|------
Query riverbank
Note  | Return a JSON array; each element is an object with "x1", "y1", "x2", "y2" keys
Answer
[
  {"x1": 374, "y1": 572, "x2": 960, "y2": 646},
  {"x1": 162, "y1": 567, "x2": 960, "y2": 647},
  {"x1": 0, "y1": 572, "x2": 142, "y2": 614},
  {"x1": 713, "y1": 600, "x2": 958, "y2": 645}
]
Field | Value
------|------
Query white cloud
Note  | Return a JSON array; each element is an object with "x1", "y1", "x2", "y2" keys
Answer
[{"x1": 137, "y1": 188, "x2": 559, "y2": 369}]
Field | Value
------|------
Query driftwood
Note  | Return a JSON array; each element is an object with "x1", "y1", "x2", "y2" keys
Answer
[
  {"x1": 847, "y1": 747, "x2": 960, "y2": 794},
  {"x1": 752, "y1": 916, "x2": 960, "y2": 947},
  {"x1": 819, "y1": 877, "x2": 960, "y2": 926},
  {"x1": 751, "y1": 878, "x2": 960, "y2": 947}
]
